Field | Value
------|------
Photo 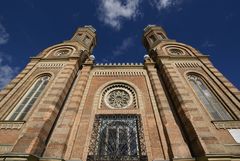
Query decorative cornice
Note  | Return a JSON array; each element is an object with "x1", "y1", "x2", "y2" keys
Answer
[
  {"x1": 212, "y1": 120, "x2": 240, "y2": 129},
  {"x1": 0, "y1": 144, "x2": 12, "y2": 154},
  {"x1": 37, "y1": 63, "x2": 65, "y2": 69},
  {"x1": 0, "y1": 121, "x2": 25, "y2": 129},
  {"x1": 93, "y1": 70, "x2": 145, "y2": 77},
  {"x1": 175, "y1": 62, "x2": 200, "y2": 68},
  {"x1": 0, "y1": 153, "x2": 39, "y2": 161},
  {"x1": 95, "y1": 62, "x2": 143, "y2": 66}
]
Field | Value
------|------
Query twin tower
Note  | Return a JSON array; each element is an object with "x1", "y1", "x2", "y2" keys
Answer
[{"x1": 0, "y1": 25, "x2": 239, "y2": 161}]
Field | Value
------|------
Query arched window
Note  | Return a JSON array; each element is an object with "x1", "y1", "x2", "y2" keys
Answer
[
  {"x1": 187, "y1": 75, "x2": 232, "y2": 120},
  {"x1": 6, "y1": 76, "x2": 50, "y2": 121}
]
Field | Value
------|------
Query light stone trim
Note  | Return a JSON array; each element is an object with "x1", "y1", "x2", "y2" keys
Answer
[
  {"x1": 95, "y1": 62, "x2": 143, "y2": 66},
  {"x1": 96, "y1": 109, "x2": 140, "y2": 115},
  {"x1": 0, "y1": 121, "x2": 25, "y2": 129},
  {"x1": 37, "y1": 63, "x2": 65, "y2": 69},
  {"x1": 175, "y1": 62, "x2": 200, "y2": 68},
  {"x1": 0, "y1": 144, "x2": 12, "y2": 154},
  {"x1": 212, "y1": 120, "x2": 240, "y2": 129},
  {"x1": 93, "y1": 70, "x2": 144, "y2": 77}
]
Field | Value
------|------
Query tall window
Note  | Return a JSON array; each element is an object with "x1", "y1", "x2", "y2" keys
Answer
[
  {"x1": 6, "y1": 76, "x2": 50, "y2": 121},
  {"x1": 188, "y1": 75, "x2": 232, "y2": 120},
  {"x1": 87, "y1": 115, "x2": 147, "y2": 161}
]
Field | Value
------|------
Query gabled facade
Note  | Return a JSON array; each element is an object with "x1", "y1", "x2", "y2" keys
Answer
[{"x1": 0, "y1": 25, "x2": 239, "y2": 161}]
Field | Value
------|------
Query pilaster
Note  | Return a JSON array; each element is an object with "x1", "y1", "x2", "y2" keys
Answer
[
  {"x1": 158, "y1": 60, "x2": 226, "y2": 156},
  {"x1": 10, "y1": 58, "x2": 80, "y2": 156},
  {"x1": 43, "y1": 60, "x2": 93, "y2": 158},
  {"x1": 145, "y1": 58, "x2": 192, "y2": 159}
]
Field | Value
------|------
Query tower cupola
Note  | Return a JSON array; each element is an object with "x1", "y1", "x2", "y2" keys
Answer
[
  {"x1": 142, "y1": 25, "x2": 168, "y2": 51},
  {"x1": 71, "y1": 25, "x2": 97, "y2": 52}
]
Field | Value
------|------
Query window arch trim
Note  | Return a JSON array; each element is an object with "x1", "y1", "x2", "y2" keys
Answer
[
  {"x1": 157, "y1": 41, "x2": 205, "y2": 57},
  {"x1": 42, "y1": 44, "x2": 78, "y2": 58},
  {"x1": 161, "y1": 44, "x2": 194, "y2": 57}
]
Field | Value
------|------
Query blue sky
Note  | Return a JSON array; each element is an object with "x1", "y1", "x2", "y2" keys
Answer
[{"x1": 0, "y1": 0, "x2": 239, "y2": 89}]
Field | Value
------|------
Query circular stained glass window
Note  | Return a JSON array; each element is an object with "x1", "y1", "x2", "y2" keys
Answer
[
  {"x1": 107, "y1": 89, "x2": 130, "y2": 108},
  {"x1": 104, "y1": 86, "x2": 134, "y2": 109}
]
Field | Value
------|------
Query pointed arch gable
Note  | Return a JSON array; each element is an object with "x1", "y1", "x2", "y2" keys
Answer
[
  {"x1": 36, "y1": 42, "x2": 85, "y2": 58},
  {"x1": 156, "y1": 41, "x2": 203, "y2": 57}
]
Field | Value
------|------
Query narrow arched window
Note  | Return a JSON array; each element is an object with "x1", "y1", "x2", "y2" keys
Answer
[
  {"x1": 6, "y1": 76, "x2": 50, "y2": 121},
  {"x1": 188, "y1": 75, "x2": 232, "y2": 120}
]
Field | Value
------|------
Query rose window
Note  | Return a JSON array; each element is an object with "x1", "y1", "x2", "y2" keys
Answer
[
  {"x1": 103, "y1": 84, "x2": 136, "y2": 109},
  {"x1": 107, "y1": 89, "x2": 130, "y2": 108}
]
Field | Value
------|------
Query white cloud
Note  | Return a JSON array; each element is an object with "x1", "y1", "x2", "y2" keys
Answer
[
  {"x1": 113, "y1": 37, "x2": 134, "y2": 56},
  {"x1": 0, "y1": 23, "x2": 9, "y2": 45},
  {"x1": 202, "y1": 40, "x2": 216, "y2": 48},
  {"x1": 98, "y1": 0, "x2": 141, "y2": 30},
  {"x1": 149, "y1": 0, "x2": 182, "y2": 10},
  {"x1": 0, "y1": 22, "x2": 15, "y2": 89},
  {"x1": 0, "y1": 53, "x2": 19, "y2": 89},
  {"x1": 99, "y1": 37, "x2": 134, "y2": 62}
]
